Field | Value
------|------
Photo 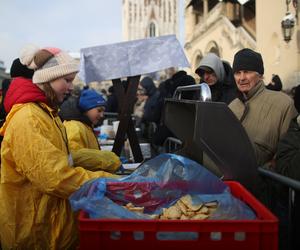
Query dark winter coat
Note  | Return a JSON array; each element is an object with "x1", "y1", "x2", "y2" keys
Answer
[
  {"x1": 106, "y1": 86, "x2": 119, "y2": 113},
  {"x1": 275, "y1": 116, "x2": 300, "y2": 181},
  {"x1": 106, "y1": 94, "x2": 118, "y2": 113},
  {"x1": 152, "y1": 72, "x2": 196, "y2": 147},
  {"x1": 59, "y1": 95, "x2": 92, "y2": 126},
  {"x1": 209, "y1": 61, "x2": 237, "y2": 104},
  {"x1": 140, "y1": 77, "x2": 161, "y2": 124},
  {"x1": 273, "y1": 116, "x2": 300, "y2": 250},
  {"x1": 0, "y1": 79, "x2": 11, "y2": 127}
]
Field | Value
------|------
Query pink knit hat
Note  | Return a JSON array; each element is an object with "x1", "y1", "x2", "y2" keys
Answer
[{"x1": 20, "y1": 46, "x2": 79, "y2": 84}]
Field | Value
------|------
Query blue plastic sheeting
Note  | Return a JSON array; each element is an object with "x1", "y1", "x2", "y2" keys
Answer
[{"x1": 70, "y1": 154, "x2": 256, "y2": 220}]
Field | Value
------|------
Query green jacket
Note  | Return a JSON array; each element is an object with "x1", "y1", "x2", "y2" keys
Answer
[{"x1": 229, "y1": 81, "x2": 297, "y2": 166}]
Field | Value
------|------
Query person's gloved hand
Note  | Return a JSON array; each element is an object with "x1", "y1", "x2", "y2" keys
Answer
[
  {"x1": 118, "y1": 165, "x2": 126, "y2": 174},
  {"x1": 120, "y1": 156, "x2": 128, "y2": 164},
  {"x1": 69, "y1": 178, "x2": 107, "y2": 212},
  {"x1": 99, "y1": 133, "x2": 108, "y2": 140}
]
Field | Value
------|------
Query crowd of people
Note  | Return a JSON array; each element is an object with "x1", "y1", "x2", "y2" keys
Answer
[
  {"x1": 103, "y1": 48, "x2": 300, "y2": 249},
  {"x1": 0, "y1": 44, "x2": 299, "y2": 249}
]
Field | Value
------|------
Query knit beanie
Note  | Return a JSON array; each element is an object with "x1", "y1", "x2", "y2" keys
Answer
[
  {"x1": 232, "y1": 48, "x2": 264, "y2": 75},
  {"x1": 20, "y1": 46, "x2": 79, "y2": 84},
  {"x1": 10, "y1": 58, "x2": 34, "y2": 79},
  {"x1": 79, "y1": 89, "x2": 106, "y2": 112}
]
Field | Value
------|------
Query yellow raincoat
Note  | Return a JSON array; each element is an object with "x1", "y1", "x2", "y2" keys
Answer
[
  {"x1": 64, "y1": 120, "x2": 120, "y2": 173},
  {"x1": 0, "y1": 102, "x2": 117, "y2": 249},
  {"x1": 64, "y1": 120, "x2": 99, "y2": 150}
]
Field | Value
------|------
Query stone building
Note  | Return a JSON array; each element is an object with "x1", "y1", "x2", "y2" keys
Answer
[
  {"x1": 122, "y1": 0, "x2": 178, "y2": 40},
  {"x1": 184, "y1": 0, "x2": 300, "y2": 89}
]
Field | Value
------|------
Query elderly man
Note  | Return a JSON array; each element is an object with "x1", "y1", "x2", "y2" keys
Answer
[{"x1": 229, "y1": 48, "x2": 297, "y2": 166}]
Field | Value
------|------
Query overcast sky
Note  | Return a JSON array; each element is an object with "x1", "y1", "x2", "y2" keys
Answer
[{"x1": 0, "y1": 0, "x2": 184, "y2": 71}]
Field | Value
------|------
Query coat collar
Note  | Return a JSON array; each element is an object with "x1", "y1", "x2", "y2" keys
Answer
[
  {"x1": 238, "y1": 80, "x2": 265, "y2": 102},
  {"x1": 4, "y1": 77, "x2": 47, "y2": 113}
]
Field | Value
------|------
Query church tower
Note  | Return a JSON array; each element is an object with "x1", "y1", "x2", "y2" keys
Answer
[{"x1": 122, "y1": 0, "x2": 178, "y2": 41}]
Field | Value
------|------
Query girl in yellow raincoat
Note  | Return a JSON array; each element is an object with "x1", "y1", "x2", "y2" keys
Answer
[
  {"x1": 0, "y1": 47, "x2": 118, "y2": 249},
  {"x1": 59, "y1": 88, "x2": 120, "y2": 173}
]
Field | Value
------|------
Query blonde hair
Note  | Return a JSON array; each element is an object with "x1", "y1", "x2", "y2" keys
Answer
[{"x1": 39, "y1": 82, "x2": 60, "y2": 111}]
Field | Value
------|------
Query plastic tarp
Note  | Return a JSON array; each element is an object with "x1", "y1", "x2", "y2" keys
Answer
[
  {"x1": 79, "y1": 35, "x2": 190, "y2": 83},
  {"x1": 70, "y1": 154, "x2": 256, "y2": 220}
]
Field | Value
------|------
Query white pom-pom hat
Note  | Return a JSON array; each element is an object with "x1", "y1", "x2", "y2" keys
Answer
[
  {"x1": 28, "y1": 47, "x2": 79, "y2": 84},
  {"x1": 19, "y1": 44, "x2": 40, "y2": 69}
]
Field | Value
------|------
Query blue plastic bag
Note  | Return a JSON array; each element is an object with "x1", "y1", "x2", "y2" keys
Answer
[{"x1": 70, "y1": 153, "x2": 256, "y2": 220}]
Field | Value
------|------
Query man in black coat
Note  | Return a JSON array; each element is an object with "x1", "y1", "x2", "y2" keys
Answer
[
  {"x1": 152, "y1": 71, "x2": 196, "y2": 148},
  {"x1": 139, "y1": 77, "x2": 161, "y2": 124},
  {"x1": 275, "y1": 115, "x2": 300, "y2": 250}
]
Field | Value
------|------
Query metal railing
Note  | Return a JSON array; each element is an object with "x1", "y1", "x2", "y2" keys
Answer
[
  {"x1": 163, "y1": 137, "x2": 183, "y2": 153},
  {"x1": 258, "y1": 167, "x2": 300, "y2": 250},
  {"x1": 258, "y1": 168, "x2": 300, "y2": 191}
]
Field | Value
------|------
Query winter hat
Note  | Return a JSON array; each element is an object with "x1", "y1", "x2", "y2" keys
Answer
[
  {"x1": 10, "y1": 58, "x2": 34, "y2": 79},
  {"x1": 19, "y1": 44, "x2": 40, "y2": 69},
  {"x1": 172, "y1": 70, "x2": 187, "y2": 81},
  {"x1": 171, "y1": 71, "x2": 195, "y2": 93},
  {"x1": 78, "y1": 89, "x2": 106, "y2": 112},
  {"x1": 232, "y1": 48, "x2": 264, "y2": 75},
  {"x1": 20, "y1": 46, "x2": 79, "y2": 84},
  {"x1": 272, "y1": 75, "x2": 282, "y2": 87},
  {"x1": 195, "y1": 53, "x2": 225, "y2": 82},
  {"x1": 266, "y1": 74, "x2": 283, "y2": 91},
  {"x1": 140, "y1": 77, "x2": 156, "y2": 96}
]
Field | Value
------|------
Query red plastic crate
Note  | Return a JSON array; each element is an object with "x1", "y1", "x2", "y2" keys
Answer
[{"x1": 78, "y1": 181, "x2": 278, "y2": 250}]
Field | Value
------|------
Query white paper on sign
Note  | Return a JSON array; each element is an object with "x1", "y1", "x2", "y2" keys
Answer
[{"x1": 79, "y1": 35, "x2": 190, "y2": 83}]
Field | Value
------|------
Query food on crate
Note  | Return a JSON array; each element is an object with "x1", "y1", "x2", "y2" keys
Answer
[
  {"x1": 123, "y1": 195, "x2": 219, "y2": 220},
  {"x1": 162, "y1": 205, "x2": 182, "y2": 219},
  {"x1": 180, "y1": 194, "x2": 203, "y2": 211},
  {"x1": 123, "y1": 202, "x2": 145, "y2": 213},
  {"x1": 177, "y1": 200, "x2": 188, "y2": 214},
  {"x1": 148, "y1": 214, "x2": 160, "y2": 219},
  {"x1": 159, "y1": 195, "x2": 218, "y2": 220}
]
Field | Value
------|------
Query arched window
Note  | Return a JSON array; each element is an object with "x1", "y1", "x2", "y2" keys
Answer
[
  {"x1": 209, "y1": 46, "x2": 220, "y2": 56},
  {"x1": 193, "y1": 51, "x2": 203, "y2": 73},
  {"x1": 205, "y1": 41, "x2": 220, "y2": 57},
  {"x1": 149, "y1": 23, "x2": 156, "y2": 37}
]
